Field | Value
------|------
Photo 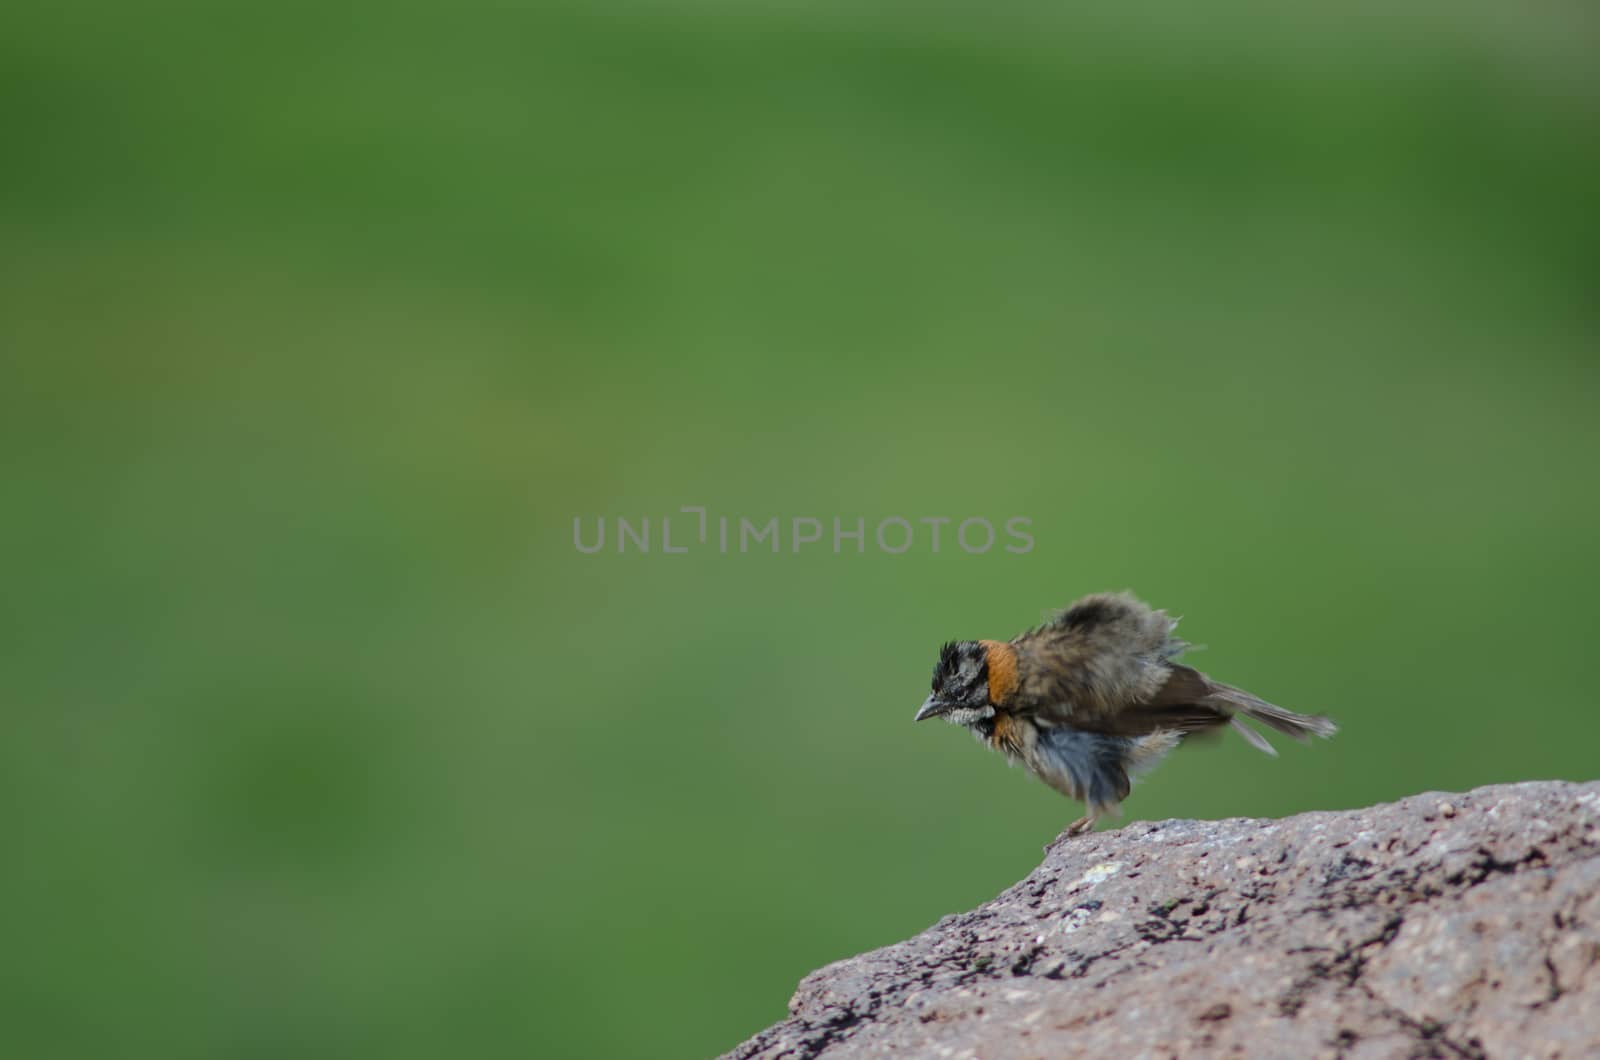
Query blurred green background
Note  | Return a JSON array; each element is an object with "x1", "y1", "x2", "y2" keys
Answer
[{"x1": 3, "y1": 2, "x2": 1597, "y2": 1057}]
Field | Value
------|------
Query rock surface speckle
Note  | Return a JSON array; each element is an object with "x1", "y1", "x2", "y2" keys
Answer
[{"x1": 725, "y1": 781, "x2": 1600, "y2": 1059}]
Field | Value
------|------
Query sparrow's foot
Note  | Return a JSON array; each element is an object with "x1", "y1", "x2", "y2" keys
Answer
[{"x1": 1044, "y1": 815, "x2": 1099, "y2": 852}]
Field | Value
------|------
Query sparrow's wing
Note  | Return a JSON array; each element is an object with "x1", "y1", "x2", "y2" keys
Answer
[
  {"x1": 1029, "y1": 662, "x2": 1242, "y2": 744},
  {"x1": 1011, "y1": 592, "x2": 1187, "y2": 723},
  {"x1": 1051, "y1": 698, "x2": 1232, "y2": 740}
]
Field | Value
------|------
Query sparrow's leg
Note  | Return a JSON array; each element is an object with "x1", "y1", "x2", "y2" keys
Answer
[{"x1": 1043, "y1": 813, "x2": 1100, "y2": 852}]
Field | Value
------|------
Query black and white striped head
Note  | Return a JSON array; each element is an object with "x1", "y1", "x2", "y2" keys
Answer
[{"x1": 915, "y1": 640, "x2": 996, "y2": 726}]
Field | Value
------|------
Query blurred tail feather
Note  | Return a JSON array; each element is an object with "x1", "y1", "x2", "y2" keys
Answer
[
  {"x1": 1229, "y1": 717, "x2": 1278, "y2": 757},
  {"x1": 1204, "y1": 682, "x2": 1338, "y2": 753}
]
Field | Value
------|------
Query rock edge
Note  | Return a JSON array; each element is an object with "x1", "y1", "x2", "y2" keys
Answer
[{"x1": 725, "y1": 781, "x2": 1600, "y2": 1059}]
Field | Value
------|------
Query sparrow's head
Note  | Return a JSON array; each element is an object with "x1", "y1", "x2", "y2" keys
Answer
[{"x1": 915, "y1": 639, "x2": 1018, "y2": 725}]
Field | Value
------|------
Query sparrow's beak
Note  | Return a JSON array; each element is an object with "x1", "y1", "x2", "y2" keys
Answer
[{"x1": 914, "y1": 695, "x2": 953, "y2": 722}]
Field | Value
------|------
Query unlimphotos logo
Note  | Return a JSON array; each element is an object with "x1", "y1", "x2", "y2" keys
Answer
[{"x1": 574, "y1": 507, "x2": 1033, "y2": 555}]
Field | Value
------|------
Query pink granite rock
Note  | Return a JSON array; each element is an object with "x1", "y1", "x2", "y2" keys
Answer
[{"x1": 726, "y1": 781, "x2": 1600, "y2": 1059}]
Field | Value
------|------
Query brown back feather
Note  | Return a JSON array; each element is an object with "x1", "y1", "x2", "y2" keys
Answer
[{"x1": 1005, "y1": 594, "x2": 1337, "y2": 751}]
